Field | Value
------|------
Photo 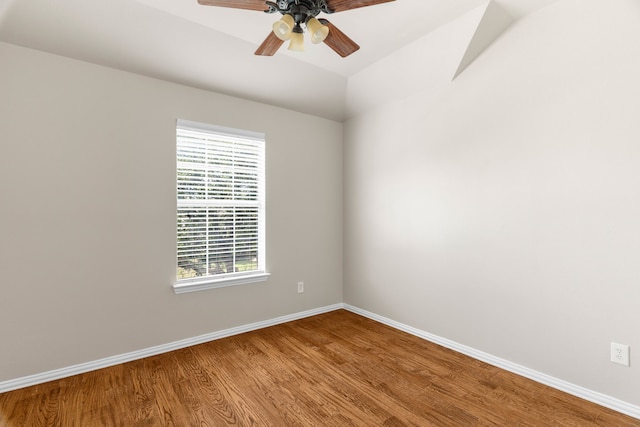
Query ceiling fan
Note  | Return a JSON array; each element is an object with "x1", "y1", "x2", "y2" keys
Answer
[{"x1": 197, "y1": 0, "x2": 396, "y2": 57}]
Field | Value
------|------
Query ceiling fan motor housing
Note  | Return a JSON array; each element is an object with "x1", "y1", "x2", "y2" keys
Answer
[{"x1": 266, "y1": 0, "x2": 334, "y2": 25}]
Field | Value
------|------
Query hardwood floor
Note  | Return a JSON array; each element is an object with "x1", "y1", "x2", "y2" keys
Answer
[{"x1": 0, "y1": 309, "x2": 638, "y2": 426}]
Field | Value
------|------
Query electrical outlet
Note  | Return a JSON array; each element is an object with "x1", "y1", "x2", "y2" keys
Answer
[
  {"x1": 297, "y1": 281, "x2": 304, "y2": 293},
  {"x1": 611, "y1": 343, "x2": 630, "y2": 367}
]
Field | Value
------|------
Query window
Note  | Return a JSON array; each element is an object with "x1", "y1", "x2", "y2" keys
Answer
[{"x1": 174, "y1": 119, "x2": 268, "y2": 294}]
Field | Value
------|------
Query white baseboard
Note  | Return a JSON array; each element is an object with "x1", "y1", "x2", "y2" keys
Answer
[
  {"x1": 343, "y1": 304, "x2": 640, "y2": 420},
  {"x1": 0, "y1": 304, "x2": 343, "y2": 394},
  {"x1": 2, "y1": 302, "x2": 638, "y2": 420}
]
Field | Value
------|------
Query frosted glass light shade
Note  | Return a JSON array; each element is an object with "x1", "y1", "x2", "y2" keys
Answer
[
  {"x1": 306, "y1": 17, "x2": 329, "y2": 44},
  {"x1": 272, "y1": 14, "x2": 294, "y2": 41},
  {"x1": 288, "y1": 31, "x2": 304, "y2": 52}
]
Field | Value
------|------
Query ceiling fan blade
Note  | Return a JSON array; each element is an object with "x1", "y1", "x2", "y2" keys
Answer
[
  {"x1": 255, "y1": 32, "x2": 285, "y2": 56},
  {"x1": 325, "y1": 0, "x2": 395, "y2": 13},
  {"x1": 319, "y1": 19, "x2": 360, "y2": 58},
  {"x1": 197, "y1": 0, "x2": 268, "y2": 11}
]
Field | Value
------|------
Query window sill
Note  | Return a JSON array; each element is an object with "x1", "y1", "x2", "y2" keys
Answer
[{"x1": 173, "y1": 272, "x2": 270, "y2": 294}]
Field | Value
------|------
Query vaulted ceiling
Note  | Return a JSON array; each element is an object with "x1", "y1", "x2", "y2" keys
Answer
[{"x1": 0, "y1": 0, "x2": 559, "y2": 121}]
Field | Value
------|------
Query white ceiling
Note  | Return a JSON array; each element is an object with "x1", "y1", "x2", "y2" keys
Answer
[{"x1": 0, "y1": 0, "x2": 559, "y2": 121}]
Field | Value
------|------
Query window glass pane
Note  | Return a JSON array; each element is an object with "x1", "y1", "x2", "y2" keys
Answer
[
  {"x1": 207, "y1": 208, "x2": 234, "y2": 275},
  {"x1": 177, "y1": 208, "x2": 207, "y2": 279},
  {"x1": 235, "y1": 208, "x2": 259, "y2": 272},
  {"x1": 177, "y1": 169, "x2": 206, "y2": 200}
]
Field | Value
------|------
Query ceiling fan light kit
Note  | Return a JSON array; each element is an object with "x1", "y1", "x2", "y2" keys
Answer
[
  {"x1": 268, "y1": 0, "x2": 330, "y2": 51},
  {"x1": 197, "y1": 0, "x2": 395, "y2": 57}
]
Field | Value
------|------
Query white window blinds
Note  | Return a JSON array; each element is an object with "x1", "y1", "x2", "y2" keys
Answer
[{"x1": 176, "y1": 120, "x2": 266, "y2": 288}]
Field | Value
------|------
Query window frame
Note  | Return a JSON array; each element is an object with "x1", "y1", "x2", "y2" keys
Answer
[{"x1": 173, "y1": 119, "x2": 269, "y2": 294}]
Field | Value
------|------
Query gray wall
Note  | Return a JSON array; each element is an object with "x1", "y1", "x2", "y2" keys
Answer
[
  {"x1": 0, "y1": 42, "x2": 343, "y2": 381},
  {"x1": 344, "y1": 0, "x2": 640, "y2": 406}
]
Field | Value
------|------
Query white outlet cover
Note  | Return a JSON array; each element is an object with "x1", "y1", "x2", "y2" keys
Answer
[{"x1": 610, "y1": 342, "x2": 630, "y2": 367}]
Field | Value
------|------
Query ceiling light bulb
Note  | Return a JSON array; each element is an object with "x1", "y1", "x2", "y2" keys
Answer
[
  {"x1": 306, "y1": 17, "x2": 329, "y2": 44},
  {"x1": 288, "y1": 29, "x2": 304, "y2": 52},
  {"x1": 272, "y1": 14, "x2": 294, "y2": 41}
]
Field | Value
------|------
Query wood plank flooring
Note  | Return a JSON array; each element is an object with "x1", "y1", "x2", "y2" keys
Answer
[{"x1": 0, "y1": 309, "x2": 638, "y2": 426}]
